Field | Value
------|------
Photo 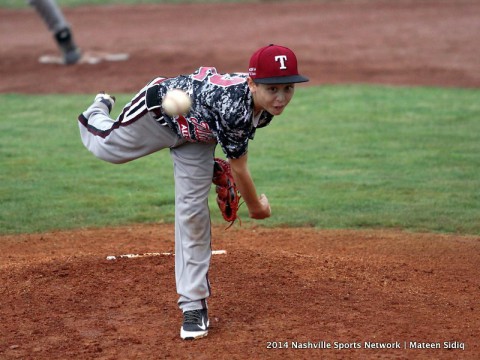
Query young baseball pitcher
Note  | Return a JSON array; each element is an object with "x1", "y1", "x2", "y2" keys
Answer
[{"x1": 78, "y1": 44, "x2": 309, "y2": 340}]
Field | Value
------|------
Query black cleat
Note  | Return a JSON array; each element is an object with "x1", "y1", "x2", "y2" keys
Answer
[{"x1": 180, "y1": 309, "x2": 209, "y2": 340}]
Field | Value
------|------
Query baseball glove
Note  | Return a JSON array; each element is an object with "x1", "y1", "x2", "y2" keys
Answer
[{"x1": 212, "y1": 158, "x2": 241, "y2": 228}]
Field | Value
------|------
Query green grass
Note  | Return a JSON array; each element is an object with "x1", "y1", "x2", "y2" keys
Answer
[
  {"x1": 257, "y1": 86, "x2": 480, "y2": 234},
  {"x1": 1, "y1": 85, "x2": 479, "y2": 235},
  {"x1": 0, "y1": 94, "x2": 174, "y2": 232}
]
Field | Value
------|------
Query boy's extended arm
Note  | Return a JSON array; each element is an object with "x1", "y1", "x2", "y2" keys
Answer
[{"x1": 229, "y1": 154, "x2": 271, "y2": 219}]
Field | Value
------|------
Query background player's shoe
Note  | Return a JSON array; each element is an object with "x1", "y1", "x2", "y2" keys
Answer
[
  {"x1": 180, "y1": 309, "x2": 209, "y2": 340},
  {"x1": 54, "y1": 27, "x2": 81, "y2": 65},
  {"x1": 63, "y1": 48, "x2": 82, "y2": 65},
  {"x1": 94, "y1": 92, "x2": 116, "y2": 113}
]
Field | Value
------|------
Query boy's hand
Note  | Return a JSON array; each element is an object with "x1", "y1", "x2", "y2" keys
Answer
[{"x1": 249, "y1": 194, "x2": 271, "y2": 219}]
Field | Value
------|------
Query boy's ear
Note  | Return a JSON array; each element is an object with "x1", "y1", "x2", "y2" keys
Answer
[{"x1": 247, "y1": 77, "x2": 257, "y2": 92}]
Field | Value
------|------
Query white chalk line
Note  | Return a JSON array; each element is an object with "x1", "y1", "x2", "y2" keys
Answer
[
  {"x1": 39, "y1": 51, "x2": 129, "y2": 65},
  {"x1": 106, "y1": 250, "x2": 226, "y2": 261}
]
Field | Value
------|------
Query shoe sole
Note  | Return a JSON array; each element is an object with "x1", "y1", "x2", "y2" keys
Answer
[{"x1": 180, "y1": 329, "x2": 208, "y2": 340}]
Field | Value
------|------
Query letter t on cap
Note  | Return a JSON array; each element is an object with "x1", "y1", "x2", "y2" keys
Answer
[{"x1": 275, "y1": 55, "x2": 288, "y2": 69}]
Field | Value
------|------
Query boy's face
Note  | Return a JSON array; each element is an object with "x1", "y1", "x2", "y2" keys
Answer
[{"x1": 248, "y1": 78, "x2": 295, "y2": 116}]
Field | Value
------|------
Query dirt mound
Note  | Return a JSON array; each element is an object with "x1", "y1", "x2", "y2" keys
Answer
[{"x1": 1, "y1": 225, "x2": 479, "y2": 359}]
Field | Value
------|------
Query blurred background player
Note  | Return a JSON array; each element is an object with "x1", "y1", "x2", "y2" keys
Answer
[{"x1": 29, "y1": 0, "x2": 81, "y2": 65}]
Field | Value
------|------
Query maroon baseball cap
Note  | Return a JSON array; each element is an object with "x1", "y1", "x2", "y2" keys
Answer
[{"x1": 248, "y1": 44, "x2": 309, "y2": 84}]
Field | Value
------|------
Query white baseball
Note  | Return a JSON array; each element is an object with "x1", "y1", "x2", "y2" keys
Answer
[{"x1": 162, "y1": 89, "x2": 192, "y2": 116}]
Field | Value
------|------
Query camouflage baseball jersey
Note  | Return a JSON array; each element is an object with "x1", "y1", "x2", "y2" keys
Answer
[{"x1": 151, "y1": 67, "x2": 274, "y2": 159}]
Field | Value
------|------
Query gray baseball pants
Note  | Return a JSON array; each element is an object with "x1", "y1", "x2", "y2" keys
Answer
[
  {"x1": 79, "y1": 97, "x2": 215, "y2": 312},
  {"x1": 29, "y1": 0, "x2": 70, "y2": 33}
]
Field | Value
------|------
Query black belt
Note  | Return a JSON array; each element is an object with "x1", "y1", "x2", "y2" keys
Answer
[
  {"x1": 146, "y1": 83, "x2": 161, "y2": 110},
  {"x1": 145, "y1": 83, "x2": 167, "y2": 125}
]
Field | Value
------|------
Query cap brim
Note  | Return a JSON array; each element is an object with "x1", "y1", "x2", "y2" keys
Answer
[{"x1": 253, "y1": 75, "x2": 310, "y2": 84}]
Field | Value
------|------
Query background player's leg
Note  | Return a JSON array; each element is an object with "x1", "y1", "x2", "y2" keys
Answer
[
  {"x1": 28, "y1": 0, "x2": 81, "y2": 64},
  {"x1": 170, "y1": 142, "x2": 216, "y2": 312}
]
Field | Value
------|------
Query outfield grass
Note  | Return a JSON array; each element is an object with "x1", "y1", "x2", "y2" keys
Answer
[{"x1": 1, "y1": 85, "x2": 479, "y2": 235}]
